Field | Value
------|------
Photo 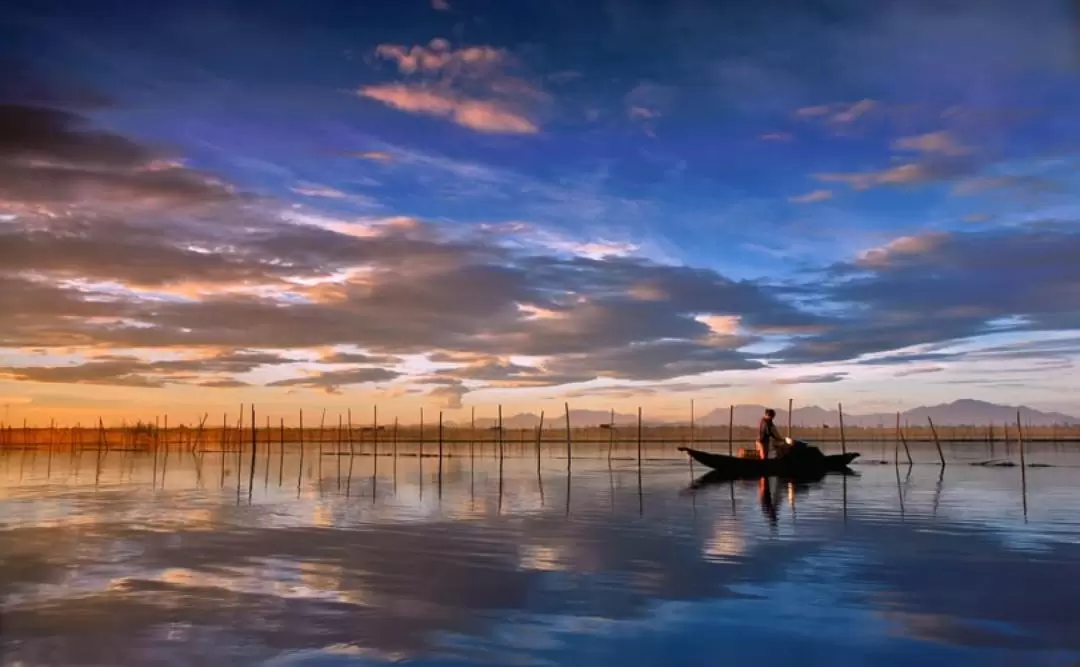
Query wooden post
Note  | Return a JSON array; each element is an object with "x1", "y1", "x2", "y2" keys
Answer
[
  {"x1": 727, "y1": 405, "x2": 734, "y2": 456},
  {"x1": 372, "y1": 405, "x2": 379, "y2": 465},
  {"x1": 536, "y1": 410, "x2": 545, "y2": 470},
  {"x1": 607, "y1": 408, "x2": 615, "y2": 462},
  {"x1": 1016, "y1": 410, "x2": 1026, "y2": 468},
  {"x1": 838, "y1": 403, "x2": 847, "y2": 455},
  {"x1": 347, "y1": 409, "x2": 354, "y2": 457},
  {"x1": 927, "y1": 417, "x2": 945, "y2": 466},
  {"x1": 787, "y1": 398, "x2": 793, "y2": 438},
  {"x1": 469, "y1": 406, "x2": 475, "y2": 460},
  {"x1": 220, "y1": 412, "x2": 227, "y2": 487},
  {"x1": 419, "y1": 407, "x2": 424, "y2": 460},
  {"x1": 297, "y1": 409, "x2": 305, "y2": 489},
  {"x1": 438, "y1": 411, "x2": 444, "y2": 460},
  {"x1": 690, "y1": 399, "x2": 695, "y2": 446},
  {"x1": 248, "y1": 405, "x2": 257, "y2": 497},
  {"x1": 1016, "y1": 410, "x2": 1027, "y2": 517},
  {"x1": 893, "y1": 412, "x2": 900, "y2": 465},
  {"x1": 897, "y1": 414, "x2": 912, "y2": 465},
  {"x1": 498, "y1": 404, "x2": 504, "y2": 461},
  {"x1": 564, "y1": 402, "x2": 572, "y2": 471},
  {"x1": 317, "y1": 408, "x2": 325, "y2": 479},
  {"x1": 279, "y1": 418, "x2": 285, "y2": 486},
  {"x1": 336, "y1": 414, "x2": 343, "y2": 488},
  {"x1": 636, "y1": 406, "x2": 643, "y2": 463}
]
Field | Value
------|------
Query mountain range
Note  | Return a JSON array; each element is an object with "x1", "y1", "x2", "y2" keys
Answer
[{"x1": 457, "y1": 400, "x2": 1078, "y2": 429}]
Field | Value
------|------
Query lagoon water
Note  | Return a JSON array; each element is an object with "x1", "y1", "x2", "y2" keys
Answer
[{"x1": 2, "y1": 443, "x2": 1079, "y2": 666}]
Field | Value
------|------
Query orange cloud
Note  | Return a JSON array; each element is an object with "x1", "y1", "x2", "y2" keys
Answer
[
  {"x1": 788, "y1": 189, "x2": 833, "y2": 204},
  {"x1": 892, "y1": 131, "x2": 968, "y2": 156},
  {"x1": 363, "y1": 39, "x2": 545, "y2": 134},
  {"x1": 360, "y1": 84, "x2": 538, "y2": 135},
  {"x1": 346, "y1": 151, "x2": 395, "y2": 162},
  {"x1": 815, "y1": 163, "x2": 945, "y2": 190},
  {"x1": 856, "y1": 232, "x2": 951, "y2": 268}
]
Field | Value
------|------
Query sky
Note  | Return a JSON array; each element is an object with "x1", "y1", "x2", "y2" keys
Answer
[{"x1": 2, "y1": 0, "x2": 1080, "y2": 425}]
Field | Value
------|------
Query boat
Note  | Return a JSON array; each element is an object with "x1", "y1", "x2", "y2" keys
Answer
[
  {"x1": 677, "y1": 440, "x2": 859, "y2": 479},
  {"x1": 686, "y1": 465, "x2": 857, "y2": 490}
]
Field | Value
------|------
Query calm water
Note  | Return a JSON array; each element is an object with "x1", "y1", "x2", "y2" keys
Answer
[{"x1": 2, "y1": 443, "x2": 1079, "y2": 667}]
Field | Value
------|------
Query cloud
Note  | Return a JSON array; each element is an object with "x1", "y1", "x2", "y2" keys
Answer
[
  {"x1": 291, "y1": 183, "x2": 348, "y2": 199},
  {"x1": 893, "y1": 131, "x2": 968, "y2": 156},
  {"x1": 266, "y1": 367, "x2": 401, "y2": 393},
  {"x1": 198, "y1": 379, "x2": 251, "y2": 388},
  {"x1": 814, "y1": 160, "x2": 976, "y2": 191},
  {"x1": 359, "y1": 39, "x2": 546, "y2": 134},
  {"x1": 952, "y1": 174, "x2": 1062, "y2": 196},
  {"x1": 794, "y1": 100, "x2": 877, "y2": 125},
  {"x1": 773, "y1": 372, "x2": 848, "y2": 385},
  {"x1": 358, "y1": 84, "x2": 538, "y2": 134},
  {"x1": 428, "y1": 379, "x2": 468, "y2": 409},
  {"x1": 0, "y1": 102, "x2": 836, "y2": 396},
  {"x1": 893, "y1": 366, "x2": 945, "y2": 378},
  {"x1": 760, "y1": 132, "x2": 793, "y2": 142},
  {"x1": 318, "y1": 350, "x2": 400, "y2": 365},
  {"x1": 431, "y1": 0, "x2": 450, "y2": 10},
  {"x1": 0, "y1": 104, "x2": 236, "y2": 210},
  {"x1": 788, "y1": 189, "x2": 832, "y2": 204},
  {"x1": 0, "y1": 350, "x2": 292, "y2": 389},
  {"x1": 343, "y1": 151, "x2": 395, "y2": 162},
  {"x1": 776, "y1": 223, "x2": 1080, "y2": 363}
]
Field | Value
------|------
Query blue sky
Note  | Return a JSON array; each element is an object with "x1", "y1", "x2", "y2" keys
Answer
[{"x1": 2, "y1": 0, "x2": 1080, "y2": 422}]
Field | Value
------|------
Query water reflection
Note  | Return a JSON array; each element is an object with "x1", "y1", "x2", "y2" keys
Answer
[{"x1": 2, "y1": 448, "x2": 1079, "y2": 666}]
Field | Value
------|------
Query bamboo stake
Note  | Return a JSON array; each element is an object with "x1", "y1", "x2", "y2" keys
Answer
[
  {"x1": 498, "y1": 404, "x2": 504, "y2": 461},
  {"x1": 728, "y1": 405, "x2": 734, "y2": 456},
  {"x1": 161, "y1": 415, "x2": 170, "y2": 486},
  {"x1": 347, "y1": 409, "x2": 355, "y2": 457},
  {"x1": 787, "y1": 398, "x2": 793, "y2": 438},
  {"x1": 264, "y1": 415, "x2": 271, "y2": 489},
  {"x1": 564, "y1": 402, "x2": 571, "y2": 471},
  {"x1": 372, "y1": 405, "x2": 379, "y2": 474},
  {"x1": 438, "y1": 410, "x2": 444, "y2": 460},
  {"x1": 317, "y1": 408, "x2": 325, "y2": 480},
  {"x1": 838, "y1": 403, "x2": 847, "y2": 455},
  {"x1": 219, "y1": 412, "x2": 227, "y2": 488},
  {"x1": 927, "y1": 416, "x2": 945, "y2": 466},
  {"x1": 1016, "y1": 410, "x2": 1026, "y2": 468},
  {"x1": 469, "y1": 406, "x2": 475, "y2": 460},
  {"x1": 236, "y1": 406, "x2": 244, "y2": 494},
  {"x1": 896, "y1": 411, "x2": 912, "y2": 465},
  {"x1": 536, "y1": 410, "x2": 545, "y2": 469},
  {"x1": 1017, "y1": 410, "x2": 1027, "y2": 519},
  {"x1": 336, "y1": 414, "x2": 343, "y2": 489},
  {"x1": 248, "y1": 405, "x2": 257, "y2": 499},
  {"x1": 637, "y1": 406, "x2": 643, "y2": 463},
  {"x1": 297, "y1": 409, "x2": 305, "y2": 490},
  {"x1": 278, "y1": 418, "x2": 285, "y2": 486},
  {"x1": 690, "y1": 399, "x2": 695, "y2": 446},
  {"x1": 46, "y1": 418, "x2": 54, "y2": 478},
  {"x1": 607, "y1": 408, "x2": 615, "y2": 462},
  {"x1": 393, "y1": 414, "x2": 401, "y2": 461}
]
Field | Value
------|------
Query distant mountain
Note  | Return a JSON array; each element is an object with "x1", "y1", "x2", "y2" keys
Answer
[
  {"x1": 698, "y1": 400, "x2": 1078, "y2": 428},
  {"x1": 446, "y1": 400, "x2": 1078, "y2": 429},
  {"x1": 449, "y1": 409, "x2": 640, "y2": 430}
]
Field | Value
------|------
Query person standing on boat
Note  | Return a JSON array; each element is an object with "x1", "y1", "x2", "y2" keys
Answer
[{"x1": 756, "y1": 408, "x2": 784, "y2": 460}]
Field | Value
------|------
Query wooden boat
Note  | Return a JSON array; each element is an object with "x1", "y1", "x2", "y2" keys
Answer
[{"x1": 678, "y1": 444, "x2": 859, "y2": 479}]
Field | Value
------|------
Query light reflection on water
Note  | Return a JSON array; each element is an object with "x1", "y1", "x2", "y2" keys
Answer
[{"x1": 2, "y1": 444, "x2": 1079, "y2": 666}]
